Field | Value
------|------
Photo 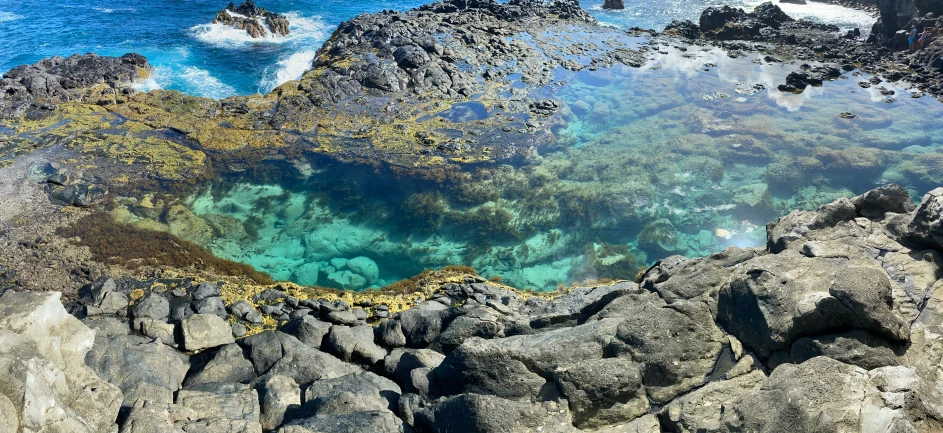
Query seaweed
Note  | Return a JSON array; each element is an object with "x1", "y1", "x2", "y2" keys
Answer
[{"x1": 57, "y1": 212, "x2": 273, "y2": 284}]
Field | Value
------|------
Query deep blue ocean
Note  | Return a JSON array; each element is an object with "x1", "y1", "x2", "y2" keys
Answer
[{"x1": 0, "y1": 0, "x2": 876, "y2": 98}]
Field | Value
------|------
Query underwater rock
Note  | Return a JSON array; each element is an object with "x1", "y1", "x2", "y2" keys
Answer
[
  {"x1": 346, "y1": 256, "x2": 380, "y2": 285},
  {"x1": 292, "y1": 263, "x2": 320, "y2": 286},
  {"x1": 327, "y1": 270, "x2": 368, "y2": 291},
  {"x1": 637, "y1": 218, "x2": 689, "y2": 256}
]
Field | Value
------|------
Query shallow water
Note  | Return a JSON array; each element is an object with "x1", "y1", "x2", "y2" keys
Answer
[
  {"x1": 165, "y1": 45, "x2": 943, "y2": 291},
  {"x1": 0, "y1": 0, "x2": 875, "y2": 98}
]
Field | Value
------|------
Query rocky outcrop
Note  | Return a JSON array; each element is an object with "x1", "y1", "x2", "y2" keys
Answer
[
  {"x1": 0, "y1": 291, "x2": 122, "y2": 433},
  {"x1": 602, "y1": 0, "x2": 625, "y2": 9},
  {"x1": 213, "y1": 0, "x2": 290, "y2": 38},
  {"x1": 0, "y1": 53, "x2": 150, "y2": 103}
]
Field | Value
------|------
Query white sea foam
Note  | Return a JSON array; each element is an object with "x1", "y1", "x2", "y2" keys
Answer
[
  {"x1": 0, "y1": 11, "x2": 23, "y2": 22},
  {"x1": 190, "y1": 11, "x2": 328, "y2": 48},
  {"x1": 259, "y1": 50, "x2": 316, "y2": 93},
  {"x1": 179, "y1": 66, "x2": 237, "y2": 99},
  {"x1": 744, "y1": 0, "x2": 876, "y2": 34}
]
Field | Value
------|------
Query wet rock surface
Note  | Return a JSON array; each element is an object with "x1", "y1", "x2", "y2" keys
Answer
[{"x1": 213, "y1": 0, "x2": 291, "y2": 38}]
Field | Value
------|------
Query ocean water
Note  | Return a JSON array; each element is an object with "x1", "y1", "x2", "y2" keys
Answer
[
  {"x1": 0, "y1": 0, "x2": 875, "y2": 98},
  {"x1": 5, "y1": 0, "x2": 921, "y2": 291}
]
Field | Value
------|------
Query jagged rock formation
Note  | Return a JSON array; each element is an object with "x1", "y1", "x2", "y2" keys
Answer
[
  {"x1": 0, "y1": 53, "x2": 150, "y2": 103},
  {"x1": 602, "y1": 0, "x2": 625, "y2": 10},
  {"x1": 0, "y1": 291, "x2": 122, "y2": 433},
  {"x1": 213, "y1": 0, "x2": 291, "y2": 38},
  {"x1": 3, "y1": 184, "x2": 943, "y2": 431}
]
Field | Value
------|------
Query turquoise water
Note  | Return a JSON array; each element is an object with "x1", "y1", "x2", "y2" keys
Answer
[
  {"x1": 0, "y1": 0, "x2": 875, "y2": 98},
  {"x1": 172, "y1": 45, "x2": 943, "y2": 291}
]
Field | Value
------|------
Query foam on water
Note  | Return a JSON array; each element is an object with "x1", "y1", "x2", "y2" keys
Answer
[
  {"x1": 0, "y1": 11, "x2": 22, "y2": 22},
  {"x1": 178, "y1": 66, "x2": 237, "y2": 99},
  {"x1": 744, "y1": 0, "x2": 875, "y2": 34},
  {"x1": 259, "y1": 50, "x2": 316, "y2": 92},
  {"x1": 190, "y1": 11, "x2": 328, "y2": 48}
]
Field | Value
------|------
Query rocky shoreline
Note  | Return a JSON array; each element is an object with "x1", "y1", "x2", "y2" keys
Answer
[
  {"x1": 3, "y1": 184, "x2": 943, "y2": 432},
  {"x1": 3, "y1": 0, "x2": 943, "y2": 431}
]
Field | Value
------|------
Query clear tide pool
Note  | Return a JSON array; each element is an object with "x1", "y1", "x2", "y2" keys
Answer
[{"x1": 160, "y1": 45, "x2": 943, "y2": 291}]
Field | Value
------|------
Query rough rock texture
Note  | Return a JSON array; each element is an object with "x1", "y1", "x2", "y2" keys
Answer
[
  {"x1": 0, "y1": 53, "x2": 150, "y2": 102},
  {"x1": 0, "y1": 291, "x2": 123, "y2": 433},
  {"x1": 181, "y1": 313, "x2": 236, "y2": 351},
  {"x1": 213, "y1": 0, "x2": 291, "y2": 38},
  {"x1": 5, "y1": 185, "x2": 943, "y2": 432}
]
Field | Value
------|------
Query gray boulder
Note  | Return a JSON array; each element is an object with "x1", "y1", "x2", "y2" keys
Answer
[
  {"x1": 414, "y1": 394, "x2": 575, "y2": 433},
  {"x1": 905, "y1": 187, "x2": 943, "y2": 250},
  {"x1": 277, "y1": 410, "x2": 404, "y2": 433},
  {"x1": 176, "y1": 382, "x2": 262, "y2": 433},
  {"x1": 191, "y1": 281, "x2": 220, "y2": 300},
  {"x1": 303, "y1": 371, "x2": 401, "y2": 414},
  {"x1": 181, "y1": 313, "x2": 236, "y2": 352},
  {"x1": 282, "y1": 315, "x2": 332, "y2": 348},
  {"x1": 0, "y1": 291, "x2": 123, "y2": 433},
  {"x1": 184, "y1": 343, "x2": 257, "y2": 387},
  {"x1": 323, "y1": 325, "x2": 387, "y2": 365},
  {"x1": 717, "y1": 251, "x2": 906, "y2": 360},
  {"x1": 229, "y1": 300, "x2": 265, "y2": 324},
  {"x1": 83, "y1": 316, "x2": 130, "y2": 337},
  {"x1": 194, "y1": 296, "x2": 227, "y2": 317},
  {"x1": 131, "y1": 292, "x2": 170, "y2": 321},
  {"x1": 554, "y1": 357, "x2": 648, "y2": 428},
  {"x1": 259, "y1": 375, "x2": 301, "y2": 431},
  {"x1": 593, "y1": 292, "x2": 726, "y2": 404},
  {"x1": 85, "y1": 334, "x2": 189, "y2": 409},
  {"x1": 785, "y1": 329, "x2": 905, "y2": 370},
  {"x1": 658, "y1": 370, "x2": 767, "y2": 432},
  {"x1": 239, "y1": 331, "x2": 359, "y2": 385},
  {"x1": 435, "y1": 318, "x2": 624, "y2": 399},
  {"x1": 83, "y1": 278, "x2": 129, "y2": 316},
  {"x1": 721, "y1": 357, "x2": 920, "y2": 432}
]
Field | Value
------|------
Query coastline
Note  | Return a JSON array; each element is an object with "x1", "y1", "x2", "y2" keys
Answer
[{"x1": 2, "y1": 1, "x2": 943, "y2": 430}]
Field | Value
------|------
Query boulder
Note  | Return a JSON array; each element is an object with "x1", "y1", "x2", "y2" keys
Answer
[
  {"x1": 303, "y1": 371, "x2": 401, "y2": 415},
  {"x1": 258, "y1": 375, "x2": 301, "y2": 431},
  {"x1": 190, "y1": 282, "x2": 221, "y2": 300},
  {"x1": 176, "y1": 382, "x2": 262, "y2": 433},
  {"x1": 717, "y1": 252, "x2": 908, "y2": 359},
  {"x1": 277, "y1": 410, "x2": 404, "y2": 433},
  {"x1": 239, "y1": 331, "x2": 359, "y2": 385},
  {"x1": 323, "y1": 325, "x2": 388, "y2": 365},
  {"x1": 345, "y1": 256, "x2": 380, "y2": 285},
  {"x1": 602, "y1": 0, "x2": 624, "y2": 9},
  {"x1": 327, "y1": 270, "x2": 367, "y2": 291},
  {"x1": 131, "y1": 292, "x2": 170, "y2": 321},
  {"x1": 181, "y1": 314, "x2": 237, "y2": 352},
  {"x1": 229, "y1": 300, "x2": 265, "y2": 324},
  {"x1": 0, "y1": 291, "x2": 123, "y2": 433},
  {"x1": 414, "y1": 394, "x2": 574, "y2": 433},
  {"x1": 721, "y1": 357, "x2": 920, "y2": 431},
  {"x1": 554, "y1": 357, "x2": 648, "y2": 428},
  {"x1": 184, "y1": 343, "x2": 257, "y2": 387},
  {"x1": 85, "y1": 334, "x2": 189, "y2": 409},
  {"x1": 281, "y1": 315, "x2": 332, "y2": 348},
  {"x1": 658, "y1": 370, "x2": 767, "y2": 432},
  {"x1": 435, "y1": 318, "x2": 625, "y2": 399},
  {"x1": 905, "y1": 187, "x2": 943, "y2": 250},
  {"x1": 81, "y1": 278, "x2": 129, "y2": 316},
  {"x1": 292, "y1": 263, "x2": 320, "y2": 286}
]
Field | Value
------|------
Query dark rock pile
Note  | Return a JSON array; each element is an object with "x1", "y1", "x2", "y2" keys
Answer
[
  {"x1": 0, "y1": 53, "x2": 150, "y2": 103},
  {"x1": 4, "y1": 184, "x2": 943, "y2": 431},
  {"x1": 213, "y1": 0, "x2": 291, "y2": 38}
]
